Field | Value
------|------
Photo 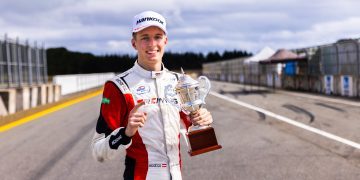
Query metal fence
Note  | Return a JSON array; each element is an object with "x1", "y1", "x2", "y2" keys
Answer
[
  {"x1": 203, "y1": 39, "x2": 360, "y2": 98},
  {"x1": 0, "y1": 34, "x2": 47, "y2": 88}
]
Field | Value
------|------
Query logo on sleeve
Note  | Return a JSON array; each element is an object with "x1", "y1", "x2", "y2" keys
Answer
[
  {"x1": 102, "y1": 97, "x2": 110, "y2": 104},
  {"x1": 111, "y1": 135, "x2": 122, "y2": 145}
]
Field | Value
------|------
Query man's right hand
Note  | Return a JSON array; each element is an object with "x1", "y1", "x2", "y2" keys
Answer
[{"x1": 125, "y1": 102, "x2": 147, "y2": 137}]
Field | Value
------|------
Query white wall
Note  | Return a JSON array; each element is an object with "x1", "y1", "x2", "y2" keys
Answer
[{"x1": 53, "y1": 73, "x2": 115, "y2": 95}]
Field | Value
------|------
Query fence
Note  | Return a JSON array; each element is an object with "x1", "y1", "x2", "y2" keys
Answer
[
  {"x1": 53, "y1": 73, "x2": 115, "y2": 95},
  {"x1": 203, "y1": 39, "x2": 360, "y2": 98},
  {"x1": 0, "y1": 34, "x2": 48, "y2": 88}
]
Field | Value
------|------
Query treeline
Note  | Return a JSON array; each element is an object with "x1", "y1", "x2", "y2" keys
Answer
[{"x1": 47, "y1": 47, "x2": 251, "y2": 75}]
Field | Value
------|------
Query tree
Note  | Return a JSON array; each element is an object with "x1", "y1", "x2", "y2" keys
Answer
[{"x1": 46, "y1": 47, "x2": 251, "y2": 75}]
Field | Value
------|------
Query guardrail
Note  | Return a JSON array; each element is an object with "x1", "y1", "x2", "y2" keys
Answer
[{"x1": 53, "y1": 73, "x2": 115, "y2": 95}]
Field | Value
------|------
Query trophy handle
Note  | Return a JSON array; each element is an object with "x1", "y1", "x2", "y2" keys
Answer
[{"x1": 198, "y1": 76, "x2": 211, "y2": 103}]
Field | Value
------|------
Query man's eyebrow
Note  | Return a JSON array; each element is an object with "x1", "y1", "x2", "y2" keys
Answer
[
  {"x1": 139, "y1": 33, "x2": 163, "y2": 38},
  {"x1": 139, "y1": 34, "x2": 149, "y2": 37}
]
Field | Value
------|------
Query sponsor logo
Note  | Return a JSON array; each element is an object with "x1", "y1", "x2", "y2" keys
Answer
[
  {"x1": 149, "y1": 163, "x2": 167, "y2": 168},
  {"x1": 115, "y1": 78, "x2": 130, "y2": 93},
  {"x1": 136, "y1": 85, "x2": 150, "y2": 95},
  {"x1": 116, "y1": 78, "x2": 124, "y2": 85},
  {"x1": 111, "y1": 135, "x2": 122, "y2": 145},
  {"x1": 136, "y1": 17, "x2": 164, "y2": 25},
  {"x1": 101, "y1": 97, "x2": 110, "y2": 104},
  {"x1": 164, "y1": 85, "x2": 176, "y2": 97},
  {"x1": 151, "y1": 72, "x2": 162, "y2": 78},
  {"x1": 137, "y1": 98, "x2": 178, "y2": 105}
]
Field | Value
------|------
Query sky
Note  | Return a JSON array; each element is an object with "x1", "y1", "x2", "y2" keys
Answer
[{"x1": 1, "y1": 0, "x2": 360, "y2": 55}]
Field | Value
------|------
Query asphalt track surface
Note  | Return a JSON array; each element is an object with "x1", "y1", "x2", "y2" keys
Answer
[{"x1": 0, "y1": 81, "x2": 360, "y2": 180}]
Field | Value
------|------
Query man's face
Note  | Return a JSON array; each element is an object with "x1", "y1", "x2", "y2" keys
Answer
[{"x1": 132, "y1": 26, "x2": 168, "y2": 69}]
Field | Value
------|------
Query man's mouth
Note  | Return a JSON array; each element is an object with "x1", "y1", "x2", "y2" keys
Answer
[{"x1": 146, "y1": 50, "x2": 160, "y2": 54}]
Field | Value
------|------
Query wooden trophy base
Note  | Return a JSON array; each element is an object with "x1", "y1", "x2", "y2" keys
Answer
[{"x1": 187, "y1": 126, "x2": 222, "y2": 156}]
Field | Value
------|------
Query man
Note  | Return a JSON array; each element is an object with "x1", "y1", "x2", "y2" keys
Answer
[{"x1": 91, "y1": 11, "x2": 213, "y2": 180}]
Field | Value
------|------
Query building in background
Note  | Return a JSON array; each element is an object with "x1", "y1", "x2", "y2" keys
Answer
[{"x1": 203, "y1": 38, "x2": 360, "y2": 98}]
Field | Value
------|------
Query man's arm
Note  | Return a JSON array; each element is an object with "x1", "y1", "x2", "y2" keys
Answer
[
  {"x1": 190, "y1": 108, "x2": 213, "y2": 126},
  {"x1": 91, "y1": 82, "x2": 132, "y2": 162},
  {"x1": 180, "y1": 111, "x2": 192, "y2": 130}
]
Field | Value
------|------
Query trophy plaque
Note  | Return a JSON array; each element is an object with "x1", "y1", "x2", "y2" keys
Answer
[{"x1": 175, "y1": 69, "x2": 222, "y2": 156}]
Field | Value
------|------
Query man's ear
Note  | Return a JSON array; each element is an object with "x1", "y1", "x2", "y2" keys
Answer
[
  {"x1": 164, "y1": 36, "x2": 168, "y2": 45},
  {"x1": 131, "y1": 38, "x2": 137, "y2": 49}
]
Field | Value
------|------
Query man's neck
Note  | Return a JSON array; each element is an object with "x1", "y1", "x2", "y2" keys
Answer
[{"x1": 137, "y1": 61, "x2": 162, "y2": 71}]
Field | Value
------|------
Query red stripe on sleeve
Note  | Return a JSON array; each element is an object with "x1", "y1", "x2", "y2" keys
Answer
[
  {"x1": 180, "y1": 111, "x2": 192, "y2": 130},
  {"x1": 101, "y1": 82, "x2": 128, "y2": 130}
]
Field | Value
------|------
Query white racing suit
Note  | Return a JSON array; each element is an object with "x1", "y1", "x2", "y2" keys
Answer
[{"x1": 91, "y1": 61, "x2": 191, "y2": 180}]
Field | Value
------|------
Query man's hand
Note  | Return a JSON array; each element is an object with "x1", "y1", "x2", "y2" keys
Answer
[
  {"x1": 190, "y1": 108, "x2": 213, "y2": 126},
  {"x1": 125, "y1": 102, "x2": 147, "y2": 137}
]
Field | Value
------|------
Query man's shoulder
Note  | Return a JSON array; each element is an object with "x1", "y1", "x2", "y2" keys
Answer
[
  {"x1": 105, "y1": 67, "x2": 134, "y2": 90},
  {"x1": 107, "y1": 72, "x2": 133, "y2": 94},
  {"x1": 166, "y1": 70, "x2": 181, "y2": 80},
  {"x1": 116, "y1": 68, "x2": 135, "y2": 79},
  {"x1": 106, "y1": 67, "x2": 134, "y2": 84}
]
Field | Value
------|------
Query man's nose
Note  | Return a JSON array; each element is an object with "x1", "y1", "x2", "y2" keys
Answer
[{"x1": 147, "y1": 38, "x2": 157, "y2": 46}]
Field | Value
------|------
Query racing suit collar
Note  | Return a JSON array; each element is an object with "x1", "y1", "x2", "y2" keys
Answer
[{"x1": 134, "y1": 61, "x2": 166, "y2": 79}]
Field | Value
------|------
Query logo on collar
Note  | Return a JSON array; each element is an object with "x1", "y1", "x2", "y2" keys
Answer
[
  {"x1": 136, "y1": 85, "x2": 150, "y2": 95},
  {"x1": 151, "y1": 71, "x2": 163, "y2": 78}
]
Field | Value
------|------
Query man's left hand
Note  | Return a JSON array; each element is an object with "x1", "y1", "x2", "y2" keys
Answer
[{"x1": 190, "y1": 108, "x2": 213, "y2": 126}]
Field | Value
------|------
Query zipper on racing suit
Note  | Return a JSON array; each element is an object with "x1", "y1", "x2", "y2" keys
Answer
[{"x1": 154, "y1": 77, "x2": 170, "y2": 163}]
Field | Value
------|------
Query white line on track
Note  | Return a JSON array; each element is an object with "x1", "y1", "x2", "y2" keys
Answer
[{"x1": 210, "y1": 91, "x2": 360, "y2": 149}]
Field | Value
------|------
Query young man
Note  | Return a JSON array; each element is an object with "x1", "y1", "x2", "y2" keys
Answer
[{"x1": 91, "y1": 11, "x2": 213, "y2": 180}]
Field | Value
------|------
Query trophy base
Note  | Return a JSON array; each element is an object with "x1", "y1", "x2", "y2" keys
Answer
[
  {"x1": 189, "y1": 144, "x2": 222, "y2": 156},
  {"x1": 187, "y1": 127, "x2": 222, "y2": 156}
]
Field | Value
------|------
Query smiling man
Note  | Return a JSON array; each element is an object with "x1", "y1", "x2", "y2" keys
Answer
[{"x1": 91, "y1": 11, "x2": 213, "y2": 180}]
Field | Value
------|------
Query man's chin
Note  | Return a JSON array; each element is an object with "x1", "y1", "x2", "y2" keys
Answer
[{"x1": 146, "y1": 56, "x2": 160, "y2": 62}]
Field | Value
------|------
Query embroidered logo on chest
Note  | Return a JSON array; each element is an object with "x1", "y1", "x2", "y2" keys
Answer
[
  {"x1": 136, "y1": 85, "x2": 150, "y2": 95},
  {"x1": 164, "y1": 84, "x2": 176, "y2": 97}
]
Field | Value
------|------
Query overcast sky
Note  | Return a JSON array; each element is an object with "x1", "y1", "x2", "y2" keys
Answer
[{"x1": 1, "y1": 0, "x2": 360, "y2": 55}]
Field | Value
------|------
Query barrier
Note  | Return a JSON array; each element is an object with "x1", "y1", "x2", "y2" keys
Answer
[
  {"x1": 53, "y1": 73, "x2": 115, "y2": 95},
  {"x1": 0, "y1": 84, "x2": 60, "y2": 116},
  {"x1": 203, "y1": 38, "x2": 360, "y2": 98}
]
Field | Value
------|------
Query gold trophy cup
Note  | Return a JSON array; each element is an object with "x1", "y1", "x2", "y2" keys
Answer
[{"x1": 175, "y1": 69, "x2": 222, "y2": 156}]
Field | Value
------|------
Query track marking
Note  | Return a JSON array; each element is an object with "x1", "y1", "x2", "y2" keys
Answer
[
  {"x1": 210, "y1": 91, "x2": 360, "y2": 149},
  {"x1": 0, "y1": 89, "x2": 103, "y2": 133}
]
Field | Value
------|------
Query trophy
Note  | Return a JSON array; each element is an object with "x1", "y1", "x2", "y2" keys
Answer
[{"x1": 175, "y1": 69, "x2": 222, "y2": 156}]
